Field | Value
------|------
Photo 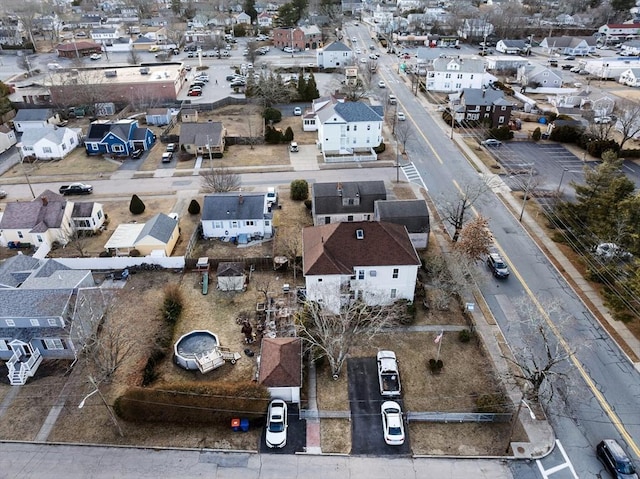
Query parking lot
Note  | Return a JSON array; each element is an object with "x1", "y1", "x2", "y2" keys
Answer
[{"x1": 348, "y1": 358, "x2": 411, "y2": 456}]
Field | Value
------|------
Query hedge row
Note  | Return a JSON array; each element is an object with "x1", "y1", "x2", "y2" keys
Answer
[{"x1": 114, "y1": 381, "x2": 271, "y2": 426}]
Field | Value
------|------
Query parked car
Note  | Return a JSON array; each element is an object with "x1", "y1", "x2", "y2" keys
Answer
[
  {"x1": 194, "y1": 75, "x2": 209, "y2": 82},
  {"x1": 265, "y1": 399, "x2": 288, "y2": 448},
  {"x1": 481, "y1": 138, "x2": 502, "y2": 147},
  {"x1": 564, "y1": 56, "x2": 576, "y2": 60},
  {"x1": 381, "y1": 401, "x2": 405, "y2": 446},
  {"x1": 187, "y1": 89, "x2": 202, "y2": 96},
  {"x1": 487, "y1": 252, "x2": 510, "y2": 278},
  {"x1": 561, "y1": 64, "x2": 573, "y2": 70},
  {"x1": 597, "y1": 439, "x2": 638, "y2": 479},
  {"x1": 352, "y1": 36, "x2": 357, "y2": 42},
  {"x1": 166, "y1": 143, "x2": 176, "y2": 152},
  {"x1": 594, "y1": 116, "x2": 612, "y2": 124},
  {"x1": 130, "y1": 149, "x2": 144, "y2": 159},
  {"x1": 360, "y1": 58, "x2": 367, "y2": 64},
  {"x1": 161, "y1": 152, "x2": 173, "y2": 163},
  {"x1": 230, "y1": 80, "x2": 246, "y2": 87},
  {"x1": 289, "y1": 141, "x2": 298, "y2": 152},
  {"x1": 378, "y1": 80, "x2": 386, "y2": 88},
  {"x1": 89, "y1": 53, "x2": 102, "y2": 60},
  {"x1": 293, "y1": 107, "x2": 302, "y2": 116},
  {"x1": 0, "y1": 189, "x2": 7, "y2": 199},
  {"x1": 283, "y1": 46, "x2": 294, "y2": 53},
  {"x1": 397, "y1": 111, "x2": 406, "y2": 121},
  {"x1": 59, "y1": 183, "x2": 93, "y2": 195}
]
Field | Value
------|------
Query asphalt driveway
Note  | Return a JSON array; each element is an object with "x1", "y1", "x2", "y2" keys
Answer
[
  {"x1": 259, "y1": 402, "x2": 306, "y2": 454},
  {"x1": 348, "y1": 357, "x2": 411, "y2": 456}
]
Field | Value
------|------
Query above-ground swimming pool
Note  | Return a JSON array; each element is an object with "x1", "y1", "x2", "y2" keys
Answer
[{"x1": 174, "y1": 330, "x2": 219, "y2": 370}]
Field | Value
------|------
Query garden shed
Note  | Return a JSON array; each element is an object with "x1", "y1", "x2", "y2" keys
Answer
[{"x1": 216, "y1": 262, "x2": 245, "y2": 291}]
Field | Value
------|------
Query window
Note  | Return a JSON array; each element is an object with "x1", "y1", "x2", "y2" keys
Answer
[
  {"x1": 353, "y1": 125, "x2": 357, "y2": 131},
  {"x1": 347, "y1": 215, "x2": 353, "y2": 222},
  {"x1": 367, "y1": 125, "x2": 370, "y2": 130},
  {"x1": 0, "y1": 340, "x2": 8, "y2": 351},
  {"x1": 44, "y1": 339, "x2": 64, "y2": 350},
  {"x1": 6, "y1": 320, "x2": 15, "y2": 327},
  {"x1": 91, "y1": 143, "x2": 99, "y2": 151},
  {"x1": 317, "y1": 278, "x2": 322, "y2": 282},
  {"x1": 392, "y1": 268, "x2": 399, "y2": 279},
  {"x1": 369, "y1": 270, "x2": 377, "y2": 277},
  {"x1": 23, "y1": 146, "x2": 34, "y2": 152},
  {"x1": 346, "y1": 125, "x2": 350, "y2": 131},
  {"x1": 390, "y1": 288, "x2": 397, "y2": 298},
  {"x1": 36, "y1": 235, "x2": 43, "y2": 243},
  {"x1": 231, "y1": 221, "x2": 239, "y2": 228},
  {"x1": 112, "y1": 144, "x2": 124, "y2": 153},
  {"x1": 48, "y1": 319, "x2": 57, "y2": 326},
  {"x1": 214, "y1": 221, "x2": 223, "y2": 228},
  {"x1": 245, "y1": 220, "x2": 255, "y2": 226},
  {"x1": 358, "y1": 270, "x2": 365, "y2": 280},
  {"x1": 324, "y1": 216, "x2": 330, "y2": 224},
  {"x1": 265, "y1": 220, "x2": 270, "y2": 226},
  {"x1": 30, "y1": 319, "x2": 39, "y2": 326},
  {"x1": 97, "y1": 210, "x2": 103, "y2": 219}
]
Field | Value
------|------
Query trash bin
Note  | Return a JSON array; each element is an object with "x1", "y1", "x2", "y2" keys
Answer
[
  {"x1": 231, "y1": 418, "x2": 240, "y2": 432},
  {"x1": 240, "y1": 418, "x2": 249, "y2": 432}
]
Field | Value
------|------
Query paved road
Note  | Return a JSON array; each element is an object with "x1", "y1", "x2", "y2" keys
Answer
[{"x1": 346, "y1": 21, "x2": 640, "y2": 479}]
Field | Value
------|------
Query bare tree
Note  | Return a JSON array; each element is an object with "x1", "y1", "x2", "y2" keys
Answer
[
  {"x1": 84, "y1": 316, "x2": 135, "y2": 383},
  {"x1": 62, "y1": 221, "x2": 92, "y2": 258},
  {"x1": 503, "y1": 297, "x2": 575, "y2": 402},
  {"x1": 423, "y1": 251, "x2": 476, "y2": 310},
  {"x1": 296, "y1": 297, "x2": 402, "y2": 378},
  {"x1": 127, "y1": 48, "x2": 142, "y2": 65},
  {"x1": 276, "y1": 233, "x2": 302, "y2": 284},
  {"x1": 614, "y1": 100, "x2": 640, "y2": 149},
  {"x1": 453, "y1": 215, "x2": 493, "y2": 262},
  {"x1": 200, "y1": 167, "x2": 241, "y2": 192},
  {"x1": 341, "y1": 77, "x2": 368, "y2": 102},
  {"x1": 587, "y1": 120, "x2": 615, "y2": 142},
  {"x1": 394, "y1": 120, "x2": 414, "y2": 154},
  {"x1": 252, "y1": 72, "x2": 294, "y2": 107},
  {"x1": 440, "y1": 176, "x2": 496, "y2": 242}
]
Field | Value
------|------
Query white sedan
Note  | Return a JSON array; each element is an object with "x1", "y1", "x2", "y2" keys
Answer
[
  {"x1": 378, "y1": 80, "x2": 386, "y2": 88},
  {"x1": 381, "y1": 401, "x2": 405, "y2": 445},
  {"x1": 360, "y1": 57, "x2": 367, "y2": 64},
  {"x1": 265, "y1": 399, "x2": 288, "y2": 448},
  {"x1": 356, "y1": 48, "x2": 362, "y2": 54},
  {"x1": 397, "y1": 111, "x2": 406, "y2": 121}
]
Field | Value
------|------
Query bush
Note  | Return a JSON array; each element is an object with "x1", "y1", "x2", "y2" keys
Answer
[
  {"x1": 458, "y1": 329, "x2": 472, "y2": 343},
  {"x1": 488, "y1": 126, "x2": 514, "y2": 141},
  {"x1": 428, "y1": 358, "x2": 443, "y2": 374},
  {"x1": 290, "y1": 179, "x2": 309, "y2": 200},
  {"x1": 283, "y1": 126, "x2": 294, "y2": 142},
  {"x1": 532, "y1": 127, "x2": 541, "y2": 141},
  {"x1": 304, "y1": 199, "x2": 312, "y2": 210},
  {"x1": 141, "y1": 349, "x2": 166, "y2": 386},
  {"x1": 263, "y1": 107, "x2": 282, "y2": 124},
  {"x1": 188, "y1": 199, "x2": 201, "y2": 215},
  {"x1": 129, "y1": 194, "x2": 145, "y2": 214},
  {"x1": 129, "y1": 249, "x2": 140, "y2": 257},
  {"x1": 265, "y1": 125, "x2": 285, "y2": 144},
  {"x1": 374, "y1": 142, "x2": 386, "y2": 153},
  {"x1": 162, "y1": 284, "x2": 184, "y2": 325},
  {"x1": 99, "y1": 250, "x2": 112, "y2": 257}
]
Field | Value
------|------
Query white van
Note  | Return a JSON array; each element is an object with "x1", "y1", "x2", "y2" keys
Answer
[{"x1": 47, "y1": 63, "x2": 62, "y2": 71}]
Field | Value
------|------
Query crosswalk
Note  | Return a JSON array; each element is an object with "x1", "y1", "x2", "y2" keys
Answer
[{"x1": 401, "y1": 162, "x2": 427, "y2": 190}]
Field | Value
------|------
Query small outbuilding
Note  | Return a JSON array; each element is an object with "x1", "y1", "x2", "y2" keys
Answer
[{"x1": 216, "y1": 262, "x2": 246, "y2": 291}]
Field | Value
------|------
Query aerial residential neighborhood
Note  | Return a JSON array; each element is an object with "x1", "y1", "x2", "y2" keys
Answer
[{"x1": 0, "y1": 0, "x2": 640, "y2": 477}]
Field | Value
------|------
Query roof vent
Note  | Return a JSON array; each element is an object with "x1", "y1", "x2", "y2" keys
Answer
[
  {"x1": 104, "y1": 70, "x2": 117, "y2": 78},
  {"x1": 356, "y1": 229, "x2": 364, "y2": 240},
  {"x1": 139, "y1": 67, "x2": 150, "y2": 75}
]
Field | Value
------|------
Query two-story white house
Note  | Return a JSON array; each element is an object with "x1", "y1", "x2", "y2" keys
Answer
[
  {"x1": 619, "y1": 68, "x2": 640, "y2": 87},
  {"x1": 314, "y1": 98, "x2": 384, "y2": 162},
  {"x1": 539, "y1": 36, "x2": 597, "y2": 56},
  {"x1": 201, "y1": 193, "x2": 273, "y2": 241},
  {"x1": 317, "y1": 41, "x2": 353, "y2": 68},
  {"x1": 90, "y1": 26, "x2": 122, "y2": 45},
  {"x1": 517, "y1": 65, "x2": 563, "y2": 90},
  {"x1": 426, "y1": 57, "x2": 490, "y2": 93},
  {"x1": 257, "y1": 12, "x2": 274, "y2": 28},
  {"x1": 302, "y1": 221, "x2": 421, "y2": 313},
  {"x1": 597, "y1": 22, "x2": 640, "y2": 42},
  {"x1": 312, "y1": 180, "x2": 386, "y2": 225}
]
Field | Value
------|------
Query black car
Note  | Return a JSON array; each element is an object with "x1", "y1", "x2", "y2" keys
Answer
[
  {"x1": 487, "y1": 253, "x2": 510, "y2": 279},
  {"x1": 130, "y1": 149, "x2": 143, "y2": 159},
  {"x1": 597, "y1": 439, "x2": 638, "y2": 479}
]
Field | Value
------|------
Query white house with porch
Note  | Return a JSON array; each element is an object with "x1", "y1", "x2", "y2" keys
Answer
[
  {"x1": 302, "y1": 221, "x2": 421, "y2": 313},
  {"x1": 201, "y1": 193, "x2": 273, "y2": 241}
]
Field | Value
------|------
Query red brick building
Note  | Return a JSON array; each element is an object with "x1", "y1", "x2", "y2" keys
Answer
[
  {"x1": 272, "y1": 25, "x2": 321, "y2": 51},
  {"x1": 55, "y1": 41, "x2": 102, "y2": 58}
]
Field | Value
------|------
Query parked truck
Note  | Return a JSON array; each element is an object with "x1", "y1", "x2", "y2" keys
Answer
[
  {"x1": 377, "y1": 350, "x2": 401, "y2": 397},
  {"x1": 59, "y1": 183, "x2": 93, "y2": 195}
]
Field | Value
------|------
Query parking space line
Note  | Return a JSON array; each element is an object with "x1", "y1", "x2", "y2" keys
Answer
[{"x1": 536, "y1": 440, "x2": 579, "y2": 479}]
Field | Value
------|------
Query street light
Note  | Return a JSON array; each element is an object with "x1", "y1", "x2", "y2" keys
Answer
[
  {"x1": 521, "y1": 399, "x2": 536, "y2": 420},
  {"x1": 78, "y1": 376, "x2": 124, "y2": 437},
  {"x1": 556, "y1": 167, "x2": 569, "y2": 195}
]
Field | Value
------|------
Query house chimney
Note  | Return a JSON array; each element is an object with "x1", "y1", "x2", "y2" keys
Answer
[
  {"x1": 42, "y1": 197, "x2": 48, "y2": 206},
  {"x1": 482, "y1": 88, "x2": 487, "y2": 97},
  {"x1": 239, "y1": 195, "x2": 244, "y2": 204}
]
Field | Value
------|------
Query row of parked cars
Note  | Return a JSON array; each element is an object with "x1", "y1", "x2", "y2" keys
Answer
[{"x1": 187, "y1": 74, "x2": 210, "y2": 97}]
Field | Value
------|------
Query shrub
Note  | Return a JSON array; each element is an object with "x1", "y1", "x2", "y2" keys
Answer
[
  {"x1": 129, "y1": 194, "x2": 145, "y2": 214},
  {"x1": 129, "y1": 249, "x2": 140, "y2": 257},
  {"x1": 458, "y1": 329, "x2": 472, "y2": 342},
  {"x1": 263, "y1": 107, "x2": 282, "y2": 124},
  {"x1": 476, "y1": 393, "x2": 508, "y2": 413},
  {"x1": 162, "y1": 284, "x2": 184, "y2": 325},
  {"x1": 488, "y1": 126, "x2": 514, "y2": 141},
  {"x1": 188, "y1": 199, "x2": 201, "y2": 215},
  {"x1": 141, "y1": 349, "x2": 166, "y2": 386},
  {"x1": 304, "y1": 199, "x2": 312, "y2": 210},
  {"x1": 283, "y1": 126, "x2": 294, "y2": 142},
  {"x1": 290, "y1": 179, "x2": 309, "y2": 200},
  {"x1": 265, "y1": 125, "x2": 284, "y2": 144},
  {"x1": 99, "y1": 250, "x2": 111, "y2": 257},
  {"x1": 428, "y1": 358, "x2": 443, "y2": 374},
  {"x1": 532, "y1": 127, "x2": 541, "y2": 141},
  {"x1": 374, "y1": 142, "x2": 386, "y2": 153}
]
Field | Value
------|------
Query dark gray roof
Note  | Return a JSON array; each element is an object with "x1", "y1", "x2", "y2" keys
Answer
[
  {"x1": 324, "y1": 41, "x2": 350, "y2": 52},
  {"x1": 0, "y1": 190, "x2": 67, "y2": 231},
  {"x1": 374, "y1": 200, "x2": 430, "y2": 234},
  {"x1": 14, "y1": 109, "x2": 54, "y2": 122},
  {"x1": 179, "y1": 122, "x2": 223, "y2": 147},
  {"x1": 313, "y1": 181, "x2": 386, "y2": 216},
  {"x1": 202, "y1": 193, "x2": 268, "y2": 221},
  {"x1": 500, "y1": 39, "x2": 528, "y2": 48},
  {"x1": 136, "y1": 213, "x2": 178, "y2": 243},
  {"x1": 333, "y1": 102, "x2": 383, "y2": 122},
  {"x1": 461, "y1": 88, "x2": 505, "y2": 106},
  {"x1": 217, "y1": 262, "x2": 244, "y2": 277},
  {"x1": 0, "y1": 255, "x2": 43, "y2": 288},
  {"x1": 0, "y1": 288, "x2": 72, "y2": 318},
  {"x1": 71, "y1": 202, "x2": 96, "y2": 218},
  {"x1": 86, "y1": 123, "x2": 112, "y2": 141}
]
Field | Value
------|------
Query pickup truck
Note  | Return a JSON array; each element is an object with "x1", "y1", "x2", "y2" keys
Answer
[
  {"x1": 59, "y1": 183, "x2": 93, "y2": 195},
  {"x1": 377, "y1": 350, "x2": 401, "y2": 397}
]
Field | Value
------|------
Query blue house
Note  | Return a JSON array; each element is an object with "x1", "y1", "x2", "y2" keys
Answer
[{"x1": 84, "y1": 119, "x2": 155, "y2": 156}]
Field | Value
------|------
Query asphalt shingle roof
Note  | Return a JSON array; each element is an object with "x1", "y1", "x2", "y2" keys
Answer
[
  {"x1": 258, "y1": 337, "x2": 302, "y2": 387},
  {"x1": 0, "y1": 190, "x2": 67, "y2": 231},
  {"x1": 202, "y1": 193, "x2": 269, "y2": 221},
  {"x1": 313, "y1": 181, "x2": 386, "y2": 216},
  {"x1": 333, "y1": 101, "x2": 384, "y2": 122},
  {"x1": 14, "y1": 109, "x2": 53, "y2": 122},
  {"x1": 0, "y1": 288, "x2": 72, "y2": 318},
  {"x1": 374, "y1": 200, "x2": 430, "y2": 233},
  {"x1": 135, "y1": 213, "x2": 178, "y2": 243},
  {"x1": 180, "y1": 122, "x2": 224, "y2": 147},
  {"x1": 323, "y1": 41, "x2": 350, "y2": 52}
]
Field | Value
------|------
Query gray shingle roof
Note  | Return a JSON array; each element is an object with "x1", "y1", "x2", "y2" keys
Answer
[
  {"x1": 20, "y1": 126, "x2": 69, "y2": 146},
  {"x1": 374, "y1": 200, "x2": 430, "y2": 233},
  {"x1": 217, "y1": 262, "x2": 244, "y2": 277},
  {"x1": 500, "y1": 39, "x2": 528, "y2": 48},
  {"x1": 432, "y1": 57, "x2": 485, "y2": 73},
  {"x1": 324, "y1": 41, "x2": 350, "y2": 52},
  {"x1": 0, "y1": 255, "x2": 43, "y2": 288},
  {"x1": 202, "y1": 193, "x2": 268, "y2": 221},
  {"x1": 333, "y1": 101, "x2": 384, "y2": 122},
  {"x1": 135, "y1": 213, "x2": 178, "y2": 243},
  {"x1": 0, "y1": 190, "x2": 67, "y2": 231},
  {"x1": 0, "y1": 288, "x2": 72, "y2": 318},
  {"x1": 14, "y1": 109, "x2": 53, "y2": 122},
  {"x1": 461, "y1": 87, "x2": 505, "y2": 106},
  {"x1": 313, "y1": 181, "x2": 386, "y2": 216},
  {"x1": 180, "y1": 122, "x2": 224, "y2": 147}
]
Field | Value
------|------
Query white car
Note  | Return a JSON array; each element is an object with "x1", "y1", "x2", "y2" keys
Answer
[
  {"x1": 293, "y1": 107, "x2": 302, "y2": 116},
  {"x1": 352, "y1": 36, "x2": 357, "y2": 42},
  {"x1": 481, "y1": 139, "x2": 502, "y2": 147},
  {"x1": 360, "y1": 57, "x2": 367, "y2": 64},
  {"x1": 265, "y1": 399, "x2": 288, "y2": 448},
  {"x1": 378, "y1": 80, "x2": 386, "y2": 88},
  {"x1": 594, "y1": 116, "x2": 612, "y2": 124},
  {"x1": 90, "y1": 53, "x2": 102, "y2": 60},
  {"x1": 381, "y1": 401, "x2": 405, "y2": 446},
  {"x1": 397, "y1": 111, "x2": 406, "y2": 121},
  {"x1": 283, "y1": 46, "x2": 294, "y2": 53},
  {"x1": 356, "y1": 48, "x2": 362, "y2": 54}
]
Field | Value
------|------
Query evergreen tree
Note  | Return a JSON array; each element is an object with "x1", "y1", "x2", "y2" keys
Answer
[
  {"x1": 188, "y1": 199, "x2": 201, "y2": 215},
  {"x1": 243, "y1": 0, "x2": 258, "y2": 22},
  {"x1": 297, "y1": 75, "x2": 307, "y2": 100},
  {"x1": 304, "y1": 74, "x2": 320, "y2": 100},
  {"x1": 129, "y1": 194, "x2": 146, "y2": 215}
]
